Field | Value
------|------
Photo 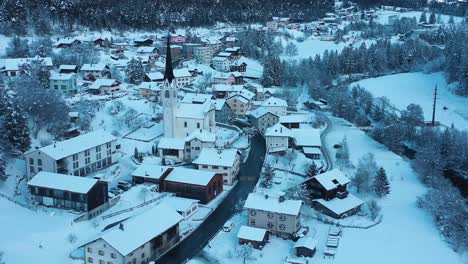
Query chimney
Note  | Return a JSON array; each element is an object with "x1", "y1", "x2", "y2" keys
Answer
[
  {"x1": 119, "y1": 223, "x2": 124, "y2": 231},
  {"x1": 145, "y1": 171, "x2": 149, "y2": 176},
  {"x1": 278, "y1": 192, "x2": 286, "y2": 203}
]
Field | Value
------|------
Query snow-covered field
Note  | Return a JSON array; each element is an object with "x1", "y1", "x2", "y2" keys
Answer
[{"x1": 352, "y1": 72, "x2": 468, "y2": 130}]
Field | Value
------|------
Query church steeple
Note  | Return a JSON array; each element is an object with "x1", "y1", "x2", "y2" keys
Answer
[{"x1": 164, "y1": 33, "x2": 175, "y2": 83}]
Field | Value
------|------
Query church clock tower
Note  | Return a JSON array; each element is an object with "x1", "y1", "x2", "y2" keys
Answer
[{"x1": 161, "y1": 34, "x2": 178, "y2": 138}]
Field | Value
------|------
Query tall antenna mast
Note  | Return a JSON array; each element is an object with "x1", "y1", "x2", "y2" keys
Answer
[{"x1": 431, "y1": 83, "x2": 437, "y2": 126}]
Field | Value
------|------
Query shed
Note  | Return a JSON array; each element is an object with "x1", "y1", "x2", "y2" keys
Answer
[
  {"x1": 237, "y1": 226, "x2": 269, "y2": 249},
  {"x1": 294, "y1": 237, "x2": 317, "y2": 257}
]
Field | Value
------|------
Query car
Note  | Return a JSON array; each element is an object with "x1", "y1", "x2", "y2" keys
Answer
[
  {"x1": 118, "y1": 181, "x2": 133, "y2": 188},
  {"x1": 223, "y1": 221, "x2": 234, "y2": 232},
  {"x1": 109, "y1": 187, "x2": 123, "y2": 195},
  {"x1": 117, "y1": 184, "x2": 130, "y2": 191}
]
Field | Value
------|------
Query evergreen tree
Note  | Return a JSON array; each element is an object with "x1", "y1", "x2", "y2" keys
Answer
[
  {"x1": 336, "y1": 136, "x2": 351, "y2": 169},
  {"x1": 353, "y1": 153, "x2": 378, "y2": 193},
  {"x1": 374, "y1": 167, "x2": 390, "y2": 197},
  {"x1": 419, "y1": 11, "x2": 427, "y2": 24},
  {"x1": 448, "y1": 15, "x2": 454, "y2": 24},
  {"x1": 261, "y1": 164, "x2": 275, "y2": 188},
  {"x1": 307, "y1": 162, "x2": 319, "y2": 177},
  {"x1": 429, "y1": 12, "x2": 437, "y2": 24},
  {"x1": 6, "y1": 36, "x2": 29, "y2": 57},
  {"x1": 285, "y1": 42, "x2": 298, "y2": 57},
  {"x1": 4, "y1": 104, "x2": 31, "y2": 153},
  {"x1": 126, "y1": 58, "x2": 145, "y2": 85},
  {"x1": 0, "y1": 154, "x2": 6, "y2": 182}
]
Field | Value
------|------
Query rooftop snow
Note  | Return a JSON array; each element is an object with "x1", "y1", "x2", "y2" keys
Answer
[
  {"x1": 293, "y1": 128, "x2": 321, "y2": 147},
  {"x1": 27, "y1": 172, "x2": 98, "y2": 194},
  {"x1": 303, "y1": 147, "x2": 321, "y2": 155},
  {"x1": 59, "y1": 64, "x2": 77, "y2": 70},
  {"x1": 211, "y1": 99, "x2": 227, "y2": 111},
  {"x1": 158, "y1": 137, "x2": 185, "y2": 150},
  {"x1": 313, "y1": 169, "x2": 350, "y2": 191},
  {"x1": 265, "y1": 123, "x2": 291, "y2": 137},
  {"x1": 186, "y1": 130, "x2": 216, "y2": 143},
  {"x1": 164, "y1": 167, "x2": 218, "y2": 186},
  {"x1": 212, "y1": 84, "x2": 243, "y2": 92},
  {"x1": 176, "y1": 101, "x2": 214, "y2": 119},
  {"x1": 131, "y1": 164, "x2": 170, "y2": 180},
  {"x1": 163, "y1": 196, "x2": 199, "y2": 212},
  {"x1": 193, "y1": 148, "x2": 238, "y2": 167},
  {"x1": 244, "y1": 193, "x2": 302, "y2": 216},
  {"x1": 248, "y1": 106, "x2": 275, "y2": 119},
  {"x1": 100, "y1": 203, "x2": 182, "y2": 256},
  {"x1": 36, "y1": 130, "x2": 116, "y2": 160},
  {"x1": 212, "y1": 56, "x2": 229, "y2": 62},
  {"x1": 315, "y1": 193, "x2": 364, "y2": 215},
  {"x1": 181, "y1": 93, "x2": 214, "y2": 104},
  {"x1": 3, "y1": 57, "x2": 53, "y2": 71},
  {"x1": 145, "y1": 72, "x2": 164, "y2": 81},
  {"x1": 237, "y1": 226, "x2": 268, "y2": 242},
  {"x1": 89, "y1": 79, "x2": 118, "y2": 89},
  {"x1": 174, "y1": 69, "x2": 192, "y2": 78},
  {"x1": 50, "y1": 72, "x2": 75, "y2": 81},
  {"x1": 294, "y1": 236, "x2": 317, "y2": 250},
  {"x1": 279, "y1": 114, "x2": 309, "y2": 123},
  {"x1": 80, "y1": 63, "x2": 108, "y2": 71},
  {"x1": 138, "y1": 82, "x2": 160, "y2": 91},
  {"x1": 137, "y1": 47, "x2": 157, "y2": 53},
  {"x1": 262, "y1": 97, "x2": 288, "y2": 107}
]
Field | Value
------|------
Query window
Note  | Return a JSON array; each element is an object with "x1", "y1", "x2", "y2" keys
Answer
[
  {"x1": 279, "y1": 224, "x2": 286, "y2": 230},
  {"x1": 110, "y1": 253, "x2": 116, "y2": 259},
  {"x1": 96, "y1": 146, "x2": 101, "y2": 152},
  {"x1": 196, "y1": 123, "x2": 200, "y2": 128},
  {"x1": 88, "y1": 257, "x2": 94, "y2": 263},
  {"x1": 96, "y1": 152, "x2": 101, "y2": 160},
  {"x1": 107, "y1": 149, "x2": 112, "y2": 156},
  {"x1": 85, "y1": 157, "x2": 91, "y2": 165},
  {"x1": 250, "y1": 219, "x2": 255, "y2": 226},
  {"x1": 165, "y1": 90, "x2": 170, "y2": 98},
  {"x1": 267, "y1": 213, "x2": 274, "y2": 219},
  {"x1": 184, "y1": 122, "x2": 187, "y2": 128},
  {"x1": 250, "y1": 210, "x2": 256, "y2": 216},
  {"x1": 37, "y1": 159, "x2": 42, "y2": 166},
  {"x1": 30, "y1": 166, "x2": 35, "y2": 174},
  {"x1": 87, "y1": 247, "x2": 92, "y2": 253},
  {"x1": 73, "y1": 154, "x2": 78, "y2": 161},
  {"x1": 267, "y1": 222, "x2": 274, "y2": 228},
  {"x1": 279, "y1": 215, "x2": 286, "y2": 221},
  {"x1": 98, "y1": 250, "x2": 104, "y2": 256},
  {"x1": 29, "y1": 158, "x2": 34, "y2": 165},
  {"x1": 106, "y1": 142, "x2": 111, "y2": 148},
  {"x1": 141, "y1": 252, "x2": 145, "y2": 258},
  {"x1": 212, "y1": 166, "x2": 219, "y2": 169},
  {"x1": 202, "y1": 165, "x2": 208, "y2": 169},
  {"x1": 73, "y1": 161, "x2": 79, "y2": 169},
  {"x1": 85, "y1": 150, "x2": 90, "y2": 156}
]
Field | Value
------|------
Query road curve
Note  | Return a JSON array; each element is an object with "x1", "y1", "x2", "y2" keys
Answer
[{"x1": 315, "y1": 111, "x2": 334, "y2": 172}]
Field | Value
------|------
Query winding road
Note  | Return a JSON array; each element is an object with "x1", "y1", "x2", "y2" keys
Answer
[
  {"x1": 315, "y1": 111, "x2": 334, "y2": 172},
  {"x1": 156, "y1": 134, "x2": 266, "y2": 263}
]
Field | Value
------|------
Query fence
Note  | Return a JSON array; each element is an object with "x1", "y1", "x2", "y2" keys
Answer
[
  {"x1": 101, "y1": 193, "x2": 171, "y2": 220},
  {"x1": 74, "y1": 196, "x2": 121, "y2": 223},
  {"x1": 0, "y1": 192, "x2": 37, "y2": 211}
]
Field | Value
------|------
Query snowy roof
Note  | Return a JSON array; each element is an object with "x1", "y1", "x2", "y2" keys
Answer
[
  {"x1": 3, "y1": 57, "x2": 53, "y2": 71},
  {"x1": 231, "y1": 60, "x2": 247, "y2": 67},
  {"x1": 303, "y1": 147, "x2": 321, "y2": 155},
  {"x1": 146, "y1": 72, "x2": 164, "y2": 81},
  {"x1": 163, "y1": 196, "x2": 199, "y2": 212},
  {"x1": 227, "y1": 94, "x2": 249, "y2": 104},
  {"x1": 176, "y1": 101, "x2": 214, "y2": 119},
  {"x1": 158, "y1": 137, "x2": 185, "y2": 150},
  {"x1": 315, "y1": 193, "x2": 364, "y2": 215},
  {"x1": 68, "y1": 112, "x2": 79, "y2": 118},
  {"x1": 37, "y1": 130, "x2": 116, "y2": 160},
  {"x1": 89, "y1": 79, "x2": 118, "y2": 89},
  {"x1": 50, "y1": 72, "x2": 75, "y2": 81},
  {"x1": 80, "y1": 63, "x2": 108, "y2": 71},
  {"x1": 244, "y1": 193, "x2": 302, "y2": 216},
  {"x1": 137, "y1": 46, "x2": 157, "y2": 53},
  {"x1": 99, "y1": 203, "x2": 182, "y2": 256},
  {"x1": 231, "y1": 71, "x2": 243, "y2": 78},
  {"x1": 237, "y1": 226, "x2": 268, "y2": 242},
  {"x1": 186, "y1": 129, "x2": 216, "y2": 143},
  {"x1": 181, "y1": 93, "x2": 214, "y2": 104},
  {"x1": 293, "y1": 128, "x2": 321, "y2": 147},
  {"x1": 27, "y1": 172, "x2": 98, "y2": 194},
  {"x1": 212, "y1": 84, "x2": 243, "y2": 92},
  {"x1": 225, "y1": 37, "x2": 238, "y2": 42},
  {"x1": 164, "y1": 167, "x2": 218, "y2": 186},
  {"x1": 225, "y1": 47, "x2": 241, "y2": 52},
  {"x1": 262, "y1": 97, "x2": 288, "y2": 107},
  {"x1": 138, "y1": 82, "x2": 160, "y2": 91},
  {"x1": 265, "y1": 123, "x2": 291, "y2": 137},
  {"x1": 193, "y1": 148, "x2": 239, "y2": 167},
  {"x1": 279, "y1": 114, "x2": 309, "y2": 123},
  {"x1": 131, "y1": 164, "x2": 170, "y2": 180},
  {"x1": 294, "y1": 237, "x2": 317, "y2": 250},
  {"x1": 201, "y1": 37, "x2": 222, "y2": 45},
  {"x1": 313, "y1": 169, "x2": 350, "y2": 191},
  {"x1": 174, "y1": 69, "x2": 192, "y2": 78},
  {"x1": 212, "y1": 99, "x2": 227, "y2": 111},
  {"x1": 218, "y1": 52, "x2": 231, "y2": 57},
  {"x1": 212, "y1": 56, "x2": 229, "y2": 62},
  {"x1": 56, "y1": 37, "x2": 80, "y2": 45},
  {"x1": 59, "y1": 65, "x2": 78, "y2": 70},
  {"x1": 248, "y1": 106, "x2": 276, "y2": 119},
  {"x1": 238, "y1": 88, "x2": 255, "y2": 100}
]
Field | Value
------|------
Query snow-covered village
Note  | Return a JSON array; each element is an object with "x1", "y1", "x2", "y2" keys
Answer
[{"x1": 0, "y1": 0, "x2": 467, "y2": 263}]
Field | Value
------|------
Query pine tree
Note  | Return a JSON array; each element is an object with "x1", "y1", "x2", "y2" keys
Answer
[
  {"x1": 4, "y1": 105, "x2": 31, "y2": 153},
  {"x1": 448, "y1": 15, "x2": 454, "y2": 24},
  {"x1": 429, "y1": 12, "x2": 436, "y2": 24},
  {"x1": 419, "y1": 11, "x2": 427, "y2": 24},
  {"x1": 374, "y1": 167, "x2": 390, "y2": 197},
  {"x1": 126, "y1": 58, "x2": 145, "y2": 84},
  {"x1": 261, "y1": 164, "x2": 275, "y2": 188},
  {"x1": 6, "y1": 36, "x2": 29, "y2": 57},
  {"x1": 307, "y1": 162, "x2": 319, "y2": 177},
  {"x1": 0, "y1": 154, "x2": 6, "y2": 182}
]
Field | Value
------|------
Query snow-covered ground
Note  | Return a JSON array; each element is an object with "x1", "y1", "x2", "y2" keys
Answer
[
  {"x1": 352, "y1": 72, "x2": 468, "y2": 130},
  {"x1": 375, "y1": 10, "x2": 465, "y2": 25}
]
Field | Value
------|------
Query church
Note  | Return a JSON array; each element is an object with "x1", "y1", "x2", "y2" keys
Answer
[{"x1": 161, "y1": 36, "x2": 216, "y2": 139}]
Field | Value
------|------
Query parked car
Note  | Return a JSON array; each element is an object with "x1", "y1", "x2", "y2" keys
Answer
[
  {"x1": 110, "y1": 187, "x2": 123, "y2": 195},
  {"x1": 223, "y1": 221, "x2": 234, "y2": 232}
]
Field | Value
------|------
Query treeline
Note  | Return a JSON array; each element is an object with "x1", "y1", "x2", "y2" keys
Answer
[
  {"x1": 352, "y1": 0, "x2": 467, "y2": 17},
  {"x1": 0, "y1": 0, "x2": 333, "y2": 35}
]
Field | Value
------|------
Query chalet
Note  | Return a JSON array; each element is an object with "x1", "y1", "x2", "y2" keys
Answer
[
  {"x1": 265, "y1": 123, "x2": 291, "y2": 153},
  {"x1": 49, "y1": 72, "x2": 78, "y2": 95},
  {"x1": 1, "y1": 57, "x2": 53, "y2": 77},
  {"x1": 132, "y1": 164, "x2": 171, "y2": 186},
  {"x1": 306, "y1": 169, "x2": 350, "y2": 200},
  {"x1": 262, "y1": 97, "x2": 288, "y2": 116},
  {"x1": 193, "y1": 46, "x2": 215, "y2": 65},
  {"x1": 158, "y1": 138, "x2": 186, "y2": 163},
  {"x1": 193, "y1": 148, "x2": 240, "y2": 185},
  {"x1": 174, "y1": 69, "x2": 194, "y2": 87},
  {"x1": 244, "y1": 193, "x2": 302, "y2": 239},
  {"x1": 28, "y1": 172, "x2": 108, "y2": 212},
  {"x1": 144, "y1": 72, "x2": 164, "y2": 83},
  {"x1": 247, "y1": 107, "x2": 279, "y2": 134},
  {"x1": 184, "y1": 129, "x2": 216, "y2": 161},
  {"x1": 292, "y1": 128, "x2": 321, "y2": 153},
  {"x1": 212, "y1": 56, "x2": 230, "y2": 72},
  {"x1": 163, "y1": 196, "x2": 199, "y2": 220},
  {"x1": 237, "y1": 226, "x2": 269, "y2": 249},
  {"x1": 80, "y1": 64, "x2": 111, "y2": 81},
  {"x1": 230, "y1": 61, "x2": 247, "y2": 73},
  {"x1": 294, "y1": 237, "x2": 317, "y2": 257},
  {"x1": 111, "y1": 42, "x2": 130, "y2": 49},
  {"x1": 314, "y1": 193, "x2": 364, "y2": 219},
  {"x1": 88, "y1": 79, "x2": 120, "y2": 95},
  {"x1": 226, "y1": 94, "x2": 251, "y2": 118},
  {"x1": 255, "y1": 87, "x2": 273, "y2": 101},
  {"x1": 212, "y1": 99, "x2": 232, "y2": 124},
  {"x1": 231, "y1": 72, "x2": 244, "y2": 85},
  {"x1": 279, "y1": 114, "x2": 310, "y2": 129},
  {"x1": 83, "y1": 204, "x2": 182, "y2": 264},
  {"x1": 224, "y1": 47, "x2": 243, "y2": 60},
  {"x1": 133, "y1": 38, "x2": 154, "y2": 47},
  {"x1": 138, "y1": 82, "x2": 161, "y2": 102},
  {"x1": 137, "y1": 47, "x2": 158, "y2": 59},
  {"x1": 160, "y1": 167, "x2": 223, "y2": 204},
  {"x1": 225, "y1": 36, "x2": 238, "y2": 47},
  {"x1": 59, "y1": 65, "x2": 78, "y2": 74},
  {"x1": 169, "y1": 33, "x2": 187, "y2": 44},
  {"x1": 93, "y1": 37, "x2": 107, "y2": 47},
  {"x1": 23, "y1": 130, "x2": 119, "y2": 179},
  {"x1": 214, "y1": 73, "x2": 236, "y2": 85},
  {"x1": 211, "y1": 84, "x2": 243, "y2": 98},
  {"x1": 55, "y1": 37, "x2": 81, "y2": 48}
]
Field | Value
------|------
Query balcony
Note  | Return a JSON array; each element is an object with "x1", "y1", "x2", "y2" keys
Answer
[
  {"x1": 336, "y1": 190, "x2": 349, "y2": 199},
  {"x1": 56, "y1": 159, "x2": 68, "y2": 174}
]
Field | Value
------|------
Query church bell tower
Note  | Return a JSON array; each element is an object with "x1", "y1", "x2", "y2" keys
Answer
[{"x1": 161, "y1": 33, "x2": 178, "y2": 138}]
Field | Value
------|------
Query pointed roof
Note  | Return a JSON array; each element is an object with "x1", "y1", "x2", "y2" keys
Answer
[{"x1": 164, "y1": 32, "x2": 175, "y2": 83}]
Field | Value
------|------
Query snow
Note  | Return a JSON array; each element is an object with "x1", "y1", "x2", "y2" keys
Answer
[
  {"x1": 98, "y1": 203, "x2": 183, "y2": 256},
  {"x1": 248, "y1": 106, "x2": 274, "y2": 119},
  {"x1": 193, "y1": 148, "x2": 238, "y2": 167},
  {"x1": 165, "y1": 167, "x2": 218, "y2": 186},
  {"x1": 237, "y1": 226, "x2": 267, "y2": 242},
  {"x1": 157, "y1": 137, "x2": 185, "y2": 150},
  {"x1": 281, "y1": 37, "x2": 348, "y2": 60},
  {"x1": 265, "y1": 123, "x2": 291, "y2": 137},
  {"x1": 89, "y1": 79, "x2": 118, "y2": 89},
  {"x1": 315, "y1": 193, "x2": 364, "y2": 216},
  {"x1": 50, "y1": 72, "x2": 76, "y2": 81},
  {"x1": 124, "y1": 122, "x2": 163, "y2": 141},
  {"x1": 375, "y1": 10, "x2": 465, "y2": 25},
  {"x1": 292, "y1": 128, "x2": 321, "y2": 147},
  {"x1": 27, "y1": 172, "x2": 98, "y2": 194},
  {"x1": 131, "y1": 164, "x2": 168, "y2": 180},
  {"x1": 312, "y1": 169, "x2": 350, "y2": 191},
  {"x1": 80, "y1": 63, "x2": 108, "y2": 71},
  {"x1": 186, "y1": 130, "x2": 216, "y2": 143},
  {"x1": 163, "y1": 196, "x2": 199, "y2": 213},
  {"x1": 262, "y1": 97, "x2": 288, "y2": 107},
  {"x1": 294, "y1": 237, "x2": 317, "y2": 250},
  {"x1": 353, "y1": 72, "x2": 468, "y2": 129},
  {"x1": 243, "y1": 193, "x2": 302, "y2": 216},
  {"x1": 33, "y1": 130, "x2": 117, "y2": 160},
  {"x1": 176, "y1": 101, "x2": 213, "y2": 119}
]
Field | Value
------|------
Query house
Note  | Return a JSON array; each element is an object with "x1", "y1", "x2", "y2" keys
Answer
[
  {"x1": 93, "y1": 37, "x2": 108, "y2": 47},
  {"x1": 247, "y1": 107, "x2": 279, "y2": 134},
  {"x1": 160, "y1": 167, "x2": 223, "y2": 204},
  {"x1": 193, "y1": 46, "x2": 215, "y2": 65},
  {"x1": 212, "y1": 99, "x2": 232, "y2": 124},
  {"x1": 27, "y1": 171, "x2": 108, "y2": 212},
  {"x1": 211, "y1": 84, "x2": 243, "y2": 98},
  {"x1": 138, "y1": 82, "x2": 161, "y2": 102},
  {"x1": 23, "y1": 130, "x2": 118, "y2": 179},
  {"x1": 49, "y1": 72, "x2": 78, "y2": 95},
  {"x1": 279, "y1": 114, "x2": 310, "y2": 129},
  {"x1": 255, "y1": 87, "x2": 273, "y2": 101},
  {"x1": 182, "y1": 43, "x2": 202, "y2": 59},
  {"x1": 214, "y1": 73, "x2": 236, "y2": 85},
  {"x1": 131, "y1": 164, "x2": 170, "y2": 187},
  {"x1": 184, "y1": 129, "x2": 216, "y2": 161},
  {"x1": 230, "y1": 61, "x2": 247, "y2": 73},
  {"x1": 244, "y1": 193, "x2": 302, "y2": 239},
  {"x1": 163, "y1": 196, "x2": 199, "y2": 220},
  {"x1": 181, "y1": 93, "x2": 215, "y2": 104},
  {"x1": 144, "y1": 72, "x2": 164, "y2": 83},
  {"x1": 158, "y1": 137, "x2": 186, "y2": 163},
  {"x1": 294, "y1": 237, "x2": 317, "y2": 257},
  {"x1": 133, "y1": 38, "x2": 154, "y2": 47},
  {"x1": 137, "y1": 46, "x2": 158, "y2": 59},
  {"x1": 174, "y1": 69, "x2": 194, "y2": 87},
  {"x1": 292, "y1": 128, "x2": 321, "y2": 153},
  {"x1": 169, "y1": 45, "x2": 183, "y2": 62},
  {"x1": 224, "y1": 47, "x2": 243, "y2": 60},
  {"x1": 305, "y1": 169, "x2": 350, "y2": 200},
  {"x1": 212, "y1": 56, "x2": 230, "y2": 72},
  {"x1": 80, "y1": 64, "x2": 111, "y2": 81},
  {"x1": 262, "y1": 97, "x2": 288, "y2": 116},
  {"x1": 59, "y1": 65, "x2": 78, "y2": 74},
  {"x1": 55, "y1": 37, "x2": 81, "y2": 48},
  {"x1": 201, "y1": 37, "x2": 223, "y2": 53},
  {"x1": 265, "y1": 123, "x2": 291, "y2": 153},
  {"x1": 225, "y1": 36, "x2": 238, "y2": 47},
  {"x1": 314, "y1": 193, "x2": 364, "y2": 219},
  {"x1": 169, "y1": 33, "x2": 187, "y2": 44},
  {"x1": 88, "y1": 79, "x2": 121, "y2": 95},
  {"x1": 231, "y1": 72, "x2": 244, "y2": 85},
  {"x1": 193, "y1": 148, "x2": 240, "y2": 185},
  {"x1": 1, "y1": 57, "x2": 53, "y2": 77},
  {"x1": 237, "y1": 226, "x2": 269, "y2": 249},
  {"x1": 226, "y1": 94, "x2": 251, "y2": 118},
  {"x1": 83, "y1": 203, "x2": 182, "y2": 264}
]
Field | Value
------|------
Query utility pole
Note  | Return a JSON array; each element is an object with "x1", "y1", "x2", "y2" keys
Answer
[{"x1": 432, "y1": 83, "x2": 437, "y2": 126}]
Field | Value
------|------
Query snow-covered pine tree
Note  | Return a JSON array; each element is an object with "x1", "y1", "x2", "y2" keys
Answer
[
  {"x1": 374, "y1": 167, "x2": 390, "y2": 197},
  {"x1": 126, "y1": 58, "x2": 145, "y2": 85},
  {"x1": 0, "y1": 153, "x2": 7, "y2": 182},
  {"x1": 419, "y1": 11, "x2": 427, "y2": 24},
  {"x1": 6, "y1": 36, "x2": 29, "y2": 58},
  {"x1": 261, "y1": 164, "x2": 275, "y2": 188},
  {"x1": 4, "y1": 104, "x2": 31, "y2": 153},
  {"x1": 429, "y1": 12, "x2": 436, "y2": 25},
  {"x1": 307, "y1": 162, "x2": 319, "y2": 177}
]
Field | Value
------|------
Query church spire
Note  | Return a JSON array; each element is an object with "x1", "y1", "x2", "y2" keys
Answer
[{"x1": 164, "y1": 32, "x2": 175, "y2": 83}]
